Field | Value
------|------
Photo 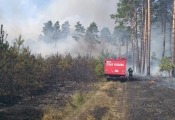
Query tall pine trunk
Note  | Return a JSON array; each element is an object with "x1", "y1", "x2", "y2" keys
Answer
[
  {"x1": 143, "y1": 1, "x2": 148, "y2": 74},
  {"x1": 131, "y1": 2, "x2": 138, "y2": 72},
  {"x1": 172, "y1": 0, "x2": 175, "y2": 77},
  {"x1": 162, "y1": 1, "x2": 167, "y2": 58},
  {"x1": 147, "y1": 0, "x2": 151, "y2": 76},
  {"x1": 141, "y1": 1, "x2": 145, "y2": 74},
  {"x1": 134, "y1": 6, "x2": 140, "y2": 73}
]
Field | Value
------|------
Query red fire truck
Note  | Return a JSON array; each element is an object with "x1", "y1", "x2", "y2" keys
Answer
[{"x1": 104, "y1": 57, "x2": 127, "y2": 80}]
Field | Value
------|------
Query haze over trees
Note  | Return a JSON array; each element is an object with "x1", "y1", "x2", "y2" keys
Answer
[
  {"x1": 72, "y1": 21, "x2": 85, "y2": 41},
  {"x1": 40, "y1": 21, "x2": 70, "y2": 42},
  {"x1": 38, "y1": 0, "x2": 175, "y2": 76}
]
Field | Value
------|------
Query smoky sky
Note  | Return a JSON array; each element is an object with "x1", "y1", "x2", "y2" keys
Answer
[{"x1": 0, "y1": 0, "x2": 118, "y2": 41}]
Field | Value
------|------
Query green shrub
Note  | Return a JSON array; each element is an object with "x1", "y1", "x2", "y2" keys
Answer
[
  {"x1": 72, "y1": 91, "x2": 85, "y2": 107},
  {"x1": 159, "y1": 57, "x2": 175, "y2": 77},
  {"x1": 94, "y1": 58, "x2": 104, "y2": 77}
]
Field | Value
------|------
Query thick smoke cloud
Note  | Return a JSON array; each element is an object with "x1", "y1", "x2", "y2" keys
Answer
[
  {"x1": 0, "y1": 0, "x2": 117, "y2": 40},
  {"x1": 0, "y1": 0, "x2": 118, "y2": 56},
  {"x1": 45, "y1": 0, "x2": 117, "y2": 30}
]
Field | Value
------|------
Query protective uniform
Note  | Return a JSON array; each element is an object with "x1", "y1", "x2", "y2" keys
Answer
[{"x1": 128, "y1": 68, "x2": 133, "y2": 78}]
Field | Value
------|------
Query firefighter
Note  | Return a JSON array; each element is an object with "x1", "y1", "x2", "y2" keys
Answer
[{"x1": 128, "y1": 67, "x2": 133, "y2": 78}]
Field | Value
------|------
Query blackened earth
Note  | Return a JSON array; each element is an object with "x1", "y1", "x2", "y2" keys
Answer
[{"x1": 127, "y1": 77, "x2": 175, "y2": 120}]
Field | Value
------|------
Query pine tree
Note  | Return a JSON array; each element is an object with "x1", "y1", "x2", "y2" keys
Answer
[
  {"x1": 73, "y1": 21, "x2": 85, "y2": 41},
  {"x1": 61, "y1": 21, "x2": 70, "y2": 39},
  {"x1": 85, "y1": 22, "x2": 99, "y2": 57}
]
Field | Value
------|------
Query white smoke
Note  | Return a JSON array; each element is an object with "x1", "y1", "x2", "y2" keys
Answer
[
  {"x1": 0, "y1": 0, "x2": 117, "y2": 39},
  {"x1": 44, "y1": 0, "x2": 117, "y2": 30},
  {"x1": 24, "y1": 36, "x2": 78, "y2": 57},
  {"x1": 150, "y1": 24, "x2": 171, "y2": 76},
  {"x1": 0, "y1": 0, "x2": 118, "y2": 56}
]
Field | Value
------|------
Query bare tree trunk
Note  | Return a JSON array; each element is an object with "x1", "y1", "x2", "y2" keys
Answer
[
  {"x1": 133, "y1": 6, "x2": 140, "y2": 73},
  {"x1": 131, "y1": 7, "x2": 138, "y2": 72},
  {"x1": 170, "y1": 20, "x2": 173, "y2": 57},
  {"x1": 141, "y1": 2, "x2": 145, "y2": 74},
  {"x1": 130, "y1": 13, "x2": 135, "y2": 71},
  {"x1": 131, "y1": 29, "x2": 135, "y2": 71},
  {"x1": 0, "y1": 24, "x2": 3, "y2": 43},
  {"x1": 172, "y1": 0, "x2": 175, "y2": 77},
  {"x1": 10, "y1": 57, "x2": 15, "y2": 105},
  {"x1": 126, "y1": 37, "x2": 128, "y2": 58},
  {"x1": 147, "y1": 0, "x2": 151, "y2": 76},
  {"x1": 143, "y1": 1, "x2": 148, "y2": 74},
  {"x1": 162, "y1": 1, "x2": 167, "y2": 58},
  {"x1": 162, "y1": 16, "x2": 165, "y2": 57},
  {"x1": 0, "y1": 25, "x2": 3, "y2": 95}
]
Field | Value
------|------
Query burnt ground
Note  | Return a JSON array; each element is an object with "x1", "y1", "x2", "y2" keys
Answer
[
  {"x1": 1, "y1": 77, "x2": 175, "y2": 120},
  {"x1": 127, "y1": 77, "x2": 175, "y2": 120},
  {"x1": 0, "y1": 80, "x2": 94, "y2": 120}
]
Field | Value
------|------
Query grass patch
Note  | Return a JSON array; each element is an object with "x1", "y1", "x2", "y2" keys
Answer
[
  {"x1": 42, "y1": 90, "x2": 92, "y2": 120},
  {"x1": 42, "y1": 81, "x2": 124, "y2": 120},
  {"x1": 72, "y1": 91, "x2": 85, "y2": 108},
  {"x1": 64, "y1": 81, "x2": 123, "y2": 120},
  {"x1": 42, "y1": 105, "x2": 61, "y2": 120}
]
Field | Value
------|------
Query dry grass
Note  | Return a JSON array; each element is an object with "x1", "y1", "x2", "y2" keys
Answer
[
  {"x1": 64, "y1": 81, "x2": 123, "y2": 120},
  {"x1": 42, "y1": 81, "x2": 123, "y2": 120}
]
